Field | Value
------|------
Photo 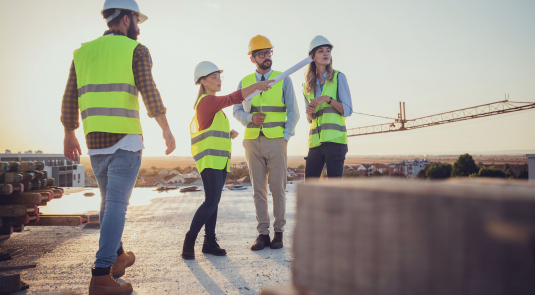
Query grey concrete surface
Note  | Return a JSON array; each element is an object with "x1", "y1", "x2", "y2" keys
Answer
[{"x1": 0, "y1": 184, "x2": 296, "y2": 294}]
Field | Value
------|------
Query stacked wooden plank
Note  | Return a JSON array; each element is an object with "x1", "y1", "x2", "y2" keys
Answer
[
  {"x1": 289, "y1": 178, "x2": 535, "y2": 295},
  {"x1": 0, "y1": 161, "x2": 89, "y2": 239}
]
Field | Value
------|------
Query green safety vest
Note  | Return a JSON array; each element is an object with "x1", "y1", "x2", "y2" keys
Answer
[
  {"x1": 242, "y1": 71, "x2": 286, "y2": 139},
  {"x1": 74, "y1": 35, "x2": 142, "y2": 136},
  {"x1": 190, "y1": 95, "x2": 231, "y2": 173},
  {"x1": 304, "y1": 71, "x2": 347, "y2": 148}
]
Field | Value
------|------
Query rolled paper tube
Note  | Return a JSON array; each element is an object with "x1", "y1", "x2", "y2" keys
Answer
[
  {"x1": 1, "y1": 184, "x2": 13, "y2": 195},
  {"x1": 35, "y1": 162, "x2": 45, "y2": 171},
  {"x1": 43, "y1": 215, "x2": 89, "y2": 223},
  {"x1": 0, "y1": 192, "x2": 42, "y2": 205},
  {"x1": 30, "y1": 180, "x2": 41, "y2": 190},
  {"x1": 7, "y1": 162, "x2": 21, "y2": 172},
  {"x1": 11, "y1": 183, "x2": 23, "y2": 193},
  {"x1": 243, "y1": 56, "x2": 313, "y2": 105},
  {"x1": 18, "y1": 162, "x2": 36, "y2": 172},
  {"x1": 25, "y1": 204, "x2": 39, "y2": 214},
  {"x1": 0, "y1": 162, "x2": 9, "y2": 173}
]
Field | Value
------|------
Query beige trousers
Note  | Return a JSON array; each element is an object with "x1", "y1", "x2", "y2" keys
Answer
[{"x1": 243, "y1": 135, "x2": 287, "y2": 235}]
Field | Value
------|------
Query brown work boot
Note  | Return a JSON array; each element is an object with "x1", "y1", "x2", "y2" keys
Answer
[
  {"x1": 89, "y1": 267, "x2": 133, "y2": 295},
  {"x1": 251, "y1": 234, "x2": 270, "y2": 251},
  {"x1": 111, "y1": 251, "x2": 136, "y2": 278},
  {"x1": 270, "y1": 232, "x2": 283, "y2": 249}
]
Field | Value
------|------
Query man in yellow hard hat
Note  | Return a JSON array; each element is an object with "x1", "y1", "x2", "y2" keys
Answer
[
  {"x1": 233, "y1": 35, "x2": 300, "y2": 251},
  {"x1": 61, "y1": 1, "x2": 175, "y2": 294}
]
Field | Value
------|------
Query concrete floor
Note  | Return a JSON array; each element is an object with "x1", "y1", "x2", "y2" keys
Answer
[{"x1": 0, "y1": 185, "x2": 296, "y2": 294}]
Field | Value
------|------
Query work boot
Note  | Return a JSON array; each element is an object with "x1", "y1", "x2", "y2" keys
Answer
[
  {"x1": 181, "y1": 232, "x2": 197, "y2": 260},
  {"x1": 251, "y1": 234, "x2": 270, "y2": 251},
  {"x1": 270, "y1": 232, "x2": 283, "y2": 249},
  {"x1": 89, "y1": 267, "x2": 133, "y2": 295},
  {"x1": 111, "y1": 251, "x2": 136, "y2": 278},
  {"x1": 202, "y1": 233, "x2": 227, "y2": 256}
]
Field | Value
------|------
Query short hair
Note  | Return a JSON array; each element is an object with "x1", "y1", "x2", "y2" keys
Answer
[{"x1": 102, "y1": 9, "x2": 133, "y2": 28}]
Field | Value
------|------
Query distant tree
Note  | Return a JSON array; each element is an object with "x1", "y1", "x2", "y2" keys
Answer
[
  {"x1": 173, "y1": 166, "x2": 183, "y2": 173},
  {"x1": 426, "y1": 162, "x2": 453, "y2": 179},
  {"x1": 416, "y1": 165, "x2": 430, "y2": 179},
  {"x1": 473, "y1": 168, "x2": 506, "y2": 178},
  {"x1": 478, "y1": 162, "x2": 484, "y2": 168},
  {"x1": 451, "y1": 153, "x2": 479, "y2": 177},
  {"x1": 517, "y1": 169, "x2": 528, "y2": 179},
  {"x1": 139, "y1": 168, "x2": 147, "y2": 176},
  {"x1": 297, "y1": 164, "x2": 305, "y2": 170},
  {"x1": 372, "y1": 171, "x2": 382, "y2": 177},
  {"x1": 344, "y1": 165, "x2": 349, "y2": 171},
  {"x1": 151, "y1": 166, "x2": 157, "y2": 170},
  {"x1": 503, "y1": 163, "x2": 512, "y2": 178}
]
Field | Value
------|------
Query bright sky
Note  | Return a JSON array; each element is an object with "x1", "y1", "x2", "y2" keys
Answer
[{"x1": 0, "y1": 0, "x2": 534, "y2": 157}]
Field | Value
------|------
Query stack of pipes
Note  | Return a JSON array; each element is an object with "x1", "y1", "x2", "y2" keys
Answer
[{"x1": 0, "y1": 161, "x2": 89, "y2": 239}]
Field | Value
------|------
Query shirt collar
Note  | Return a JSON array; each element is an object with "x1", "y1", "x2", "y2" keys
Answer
[
  {"x1": 255, "y1": 69, "x2": 273, "y2": 81},
  {"x1": 316, "y1": 71, "x2": 328, "y2": 86},
  {"x1": 103, "y1": 30, "x2": 126, "y2": 37}
]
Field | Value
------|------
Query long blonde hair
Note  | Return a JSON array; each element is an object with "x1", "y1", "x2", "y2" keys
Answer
[
  {"x1": 194, "y1": 83, "x2": 206, "y2": 110},
  {"x1": 304, "y1": 47, "x2": 335, "y2": 95}
]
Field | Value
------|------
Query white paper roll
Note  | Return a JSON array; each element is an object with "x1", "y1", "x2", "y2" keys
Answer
[{"x1": 242, "y1": 56, "x2": 313, "y2": 112}]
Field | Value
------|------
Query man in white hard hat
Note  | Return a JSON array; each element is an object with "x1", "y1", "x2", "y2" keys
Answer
[
  {"x1": 233, "y1": 35, "x2": 300, "y2": 251},
  {"x1": 61, "y1": 1, "x2": 175, "y2": 294}
]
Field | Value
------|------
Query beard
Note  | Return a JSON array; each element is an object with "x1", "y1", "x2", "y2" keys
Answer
[
  {"x1": 127, "y1": 21, "x2": 139, "y2": 41},
  {"x1": 258, "y1": 59, "x2": 272, "y2": 70}
]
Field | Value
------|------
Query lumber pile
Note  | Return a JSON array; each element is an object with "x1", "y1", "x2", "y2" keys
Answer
[
  {"x1": 0, "y1": 161, "x2": 88, "y2": 240},
  {"x1": 284, "y1": 178, "x2": 535, "y2": 295}
]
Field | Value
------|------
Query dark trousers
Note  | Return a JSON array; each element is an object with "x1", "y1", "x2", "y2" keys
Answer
[
  {"x1": 305, "y1": 142, "x2": 348, "y2": 179},
  {"x1": 188, "y1": 167, "x2": 228, "y2": 235}
]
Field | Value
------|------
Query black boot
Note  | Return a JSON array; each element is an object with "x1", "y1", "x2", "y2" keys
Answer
[
  {"x1": 181, "y1": 232, "x2": 197, "y2": 260},
  {"x1": 202, "y1": 233, "x2": 227, "y2": 256},
  {"x1": 251, "y1": 234, "x2": 271, "y2": 251},
  {"x1": 270, "y1": 232, "x2": 283, "y2": 249}
]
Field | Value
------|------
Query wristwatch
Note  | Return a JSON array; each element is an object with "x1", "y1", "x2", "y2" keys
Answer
[{"x1": 327, "y1": 97, "x2": 333, "y2": 104}]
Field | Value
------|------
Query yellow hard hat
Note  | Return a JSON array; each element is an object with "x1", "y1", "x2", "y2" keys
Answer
[{"x1": 248, "y1": 35, "x2": 274, "y2": 56}]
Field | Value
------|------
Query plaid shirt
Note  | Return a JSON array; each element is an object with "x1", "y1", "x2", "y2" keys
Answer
[{"x1": 61, "y1": 30, "x2": 166, "y2": 149}]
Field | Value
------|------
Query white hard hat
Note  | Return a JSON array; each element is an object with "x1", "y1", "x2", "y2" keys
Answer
[
  {"x1": 309, "y1": 35, "x2": 333, "y2": 54},
  {"x1": 194, "y1": 61, "x2": 224, "y2": 84},
  {"x1": 102, "y1": 0, "x2": 148, "y2": 24}
]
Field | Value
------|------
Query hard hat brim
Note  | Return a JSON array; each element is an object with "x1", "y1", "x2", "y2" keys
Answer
[
  {"x1": 309, "y1": 44, "x2": 333, "y2": 55},
  {"x1": 137, "y1": 12, "x2": 148, "y2": 24},
  {"x1": 194, "y1": 70, "x2": 224, "y2": 85}
]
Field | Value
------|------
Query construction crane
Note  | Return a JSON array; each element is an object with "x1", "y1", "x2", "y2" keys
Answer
[{"x1": 348, "y1": 95, "x2": 535, "y2": 137}]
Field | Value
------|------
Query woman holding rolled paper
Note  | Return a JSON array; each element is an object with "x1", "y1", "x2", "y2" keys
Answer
[
  {"x1": 182, "y1": 61, "x2": 273, "y2": 260},
  {"x1": 303, "y1": 36, "x2": 354, "y2": 179}
]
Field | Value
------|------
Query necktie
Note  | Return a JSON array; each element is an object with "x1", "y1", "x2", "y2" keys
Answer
[{"x1": 261, "y1": 75, "x2": 265, "y2": 81}]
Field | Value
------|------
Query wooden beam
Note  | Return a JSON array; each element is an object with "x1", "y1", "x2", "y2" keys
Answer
[
  {"x1": 0, "y1": 205, "x2": 35, "y2": 217},
  {"x1": 0, "y1": 265, "x2": 36, "y2": 272},
  {"x1": 0, "y1": 273, "x2": 21, "y2": 294},
  {"x1": 0, "y1": 193, "x2": 42, "y2": 205},
  {"x1": 26, "y1": 216, "x2": 82, "y2": 227},
  {"x1": 0, "y1": 184, "x2": 12, "y2": 196}
]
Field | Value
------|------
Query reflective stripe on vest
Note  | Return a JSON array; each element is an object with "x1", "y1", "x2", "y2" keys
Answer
[
  {"x1": 242, "y1": 71, "x2": 286, "y2": 139},
  {"x1": 190, "y1": 94, "x2": 231, "y2": 173},
  {"x1": 74, "y1": 35, "x2": 142, "y2": 136},
  {"x1": 304, "y1": 71, "x2": 347, "y2": 148}
]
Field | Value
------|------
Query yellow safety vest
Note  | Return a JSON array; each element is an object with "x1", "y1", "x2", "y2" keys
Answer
[
  {"x1": 242, "y1": 71, "x2": 286, "y2": 139},
  {"x1": 74, "y1": 35, "x2": 142, "y2": 136},
  {"x1": 304, "y1": 71, "x2": 347, "y2": 148},
  {"x1": 190, "y1": 95, "x2": 231, "y2": 173}
]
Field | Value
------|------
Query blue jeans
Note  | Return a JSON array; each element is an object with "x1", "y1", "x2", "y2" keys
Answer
[
  {"x1": 188, "y1": 167, "x2": 228, "y2": 235},
  {"x1": 90, "y1": 149, "x2": 142, "y2": 268},
  {"x1": 305, "y1": 142, "x2": 348, "y2": 178}
]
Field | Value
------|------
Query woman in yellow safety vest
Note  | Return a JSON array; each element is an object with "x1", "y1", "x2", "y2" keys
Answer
[
  {"x1": 182, "y1": 61, "x2": 273, "y2": 260},
  {"x1": 303, "y1": 36, "x2": 354, "y2": 179}
]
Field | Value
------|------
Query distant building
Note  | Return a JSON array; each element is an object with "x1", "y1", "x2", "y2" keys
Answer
[
  {"x1": 162, "y1": 174, "x2": 185, "y2": 184},
  {"x1": 238, "y1": 162, "x2": 248, "y2": 169},
  {"x1": 158, "y1": 169, "x2": 169, "y2": 176},
  {"x1": 388, "y1": 159, "x2": 430, "y2": 178},
  {"x1": 0, "y1": 151, "x2": 85, "y2": 187},
  {"x1": 184, "y1": 177, "x2": 202, "y2": 185},
  {"x1": 169, "y1": 170, "x2": 181, "y2": 175}
]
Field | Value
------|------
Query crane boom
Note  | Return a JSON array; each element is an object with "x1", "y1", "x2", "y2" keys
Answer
[{"x1": 347, "y1": 100, "x2": 535, "y2": 137}]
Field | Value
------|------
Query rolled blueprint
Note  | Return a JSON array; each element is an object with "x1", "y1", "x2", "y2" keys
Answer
[{"x1": 242, "y1": 56, "x2": 313, "y2": 112}]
